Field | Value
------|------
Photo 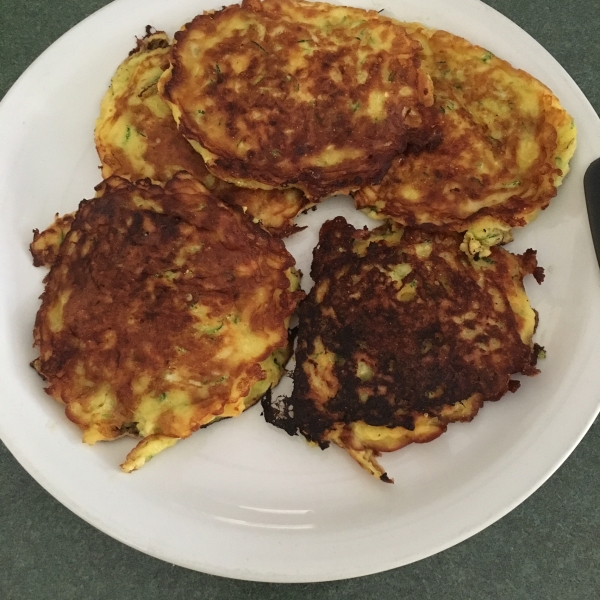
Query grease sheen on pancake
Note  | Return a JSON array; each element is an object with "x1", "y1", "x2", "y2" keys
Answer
[
  {"x1": 161, "y1": 0, "x2": 439, "y2": 201},
  {"x1": 262, "y1": 217, "x2": 543, "y2": 482},
  {"x1": 95, "y1": 29, "x2": 309, "y2": 237},
  {"x1": 355, "y1": 24, "x2": 576, "y2": 257},
  {"x1": 31, "y1": 173, "x2": 304, "y2": 472}
]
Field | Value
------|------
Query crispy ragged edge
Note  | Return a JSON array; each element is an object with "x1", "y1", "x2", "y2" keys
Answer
[
  {"x1": 502, "y1": 248, "x2": 545, "y2": 346},
  {"x1": 326, "y1": 395, "x2": 483, "y2": 483},
  {"x1": 120, "y1": 435, "x2": 179, "y2": 473},
  {"x1": 30, "y1": 212, "x2": 76, "y2": 268},
  {"x1": 465, "y1": 245, "x2": 544, "y2": 348}
]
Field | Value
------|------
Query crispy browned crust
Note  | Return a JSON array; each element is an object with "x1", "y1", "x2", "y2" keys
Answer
[
  {"x1": 163, "y1": 0, "x2": 441, "y2": 200},
  {"x1": 355, "y1": 25, "x2": 576, "y2": 230},
  {"x1": 263, "y1": 217, "x2": 541, "y2": 466},
  {"x1": 30, "y1": 212, "x2": 75, "y2": 268},
  {"x1": 95, "y1": 29, "x2": 310, "y2": 237},
  {"x1": 32, "y1": 173, "x2": 304, "y2": 441}
]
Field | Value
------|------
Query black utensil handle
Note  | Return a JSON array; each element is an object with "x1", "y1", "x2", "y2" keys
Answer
[{"x1": 584, "y1": 157, "x2": 600, "y2": 263}]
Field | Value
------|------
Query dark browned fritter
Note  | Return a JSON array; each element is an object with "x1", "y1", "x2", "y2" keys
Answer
[
  {"x1": 31, "y1": 173, "x2": 304, "y2": 471},
  {"x1": 263, "y1": 216, "x2": 543, "y2": 481},
  {"x1": 161, "y1": 0, "x2": 441, "y2": 201}
]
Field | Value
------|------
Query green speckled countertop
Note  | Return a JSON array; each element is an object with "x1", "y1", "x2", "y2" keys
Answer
[{"x1": 1, "y1": 1, "x2": 598, "y2": 598}]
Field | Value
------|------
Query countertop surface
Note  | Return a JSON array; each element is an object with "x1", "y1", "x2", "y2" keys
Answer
[{"x1": 1, "y1": 0, "x2": 598, "y2": 598}]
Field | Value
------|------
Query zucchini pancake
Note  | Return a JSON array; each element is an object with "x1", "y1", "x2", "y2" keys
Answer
[
  {"x1": 160, "y1": 0, "x2": 441, "y2": 201},
  {"x1": 95, "y1": 29, "x2": 309, "y2": 237},
  {"x1": 262, "y1": 217, "x2": 544, "y2": 482},
  {"x1": 355, "y1": 24, "x2": 576, "y2": 257},
  {"x1": 31, "y1": 173, "x2": 304, "y2": 472}
]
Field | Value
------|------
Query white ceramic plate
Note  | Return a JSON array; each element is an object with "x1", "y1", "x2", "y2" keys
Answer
[{"x1": 1, "y1": 0, "x2": 599, "y2": 583}]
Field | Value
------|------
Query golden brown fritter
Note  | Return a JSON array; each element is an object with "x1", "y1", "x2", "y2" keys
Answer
[
  {"x1": 95, "y1": 29, "x2": 310, "y2": 237},
  {"x1": 161, "y1": 0, "x2": 440, "y2": 201},
  {"x1": 355, "y1": 24, "x2": 576, "y2": 257},
  {"x1": 31, "y1": 173, "x2": 304, "y2": 472},
  {"x1": 263, "y1": 217, "x2": 543, "y2": 482}
]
